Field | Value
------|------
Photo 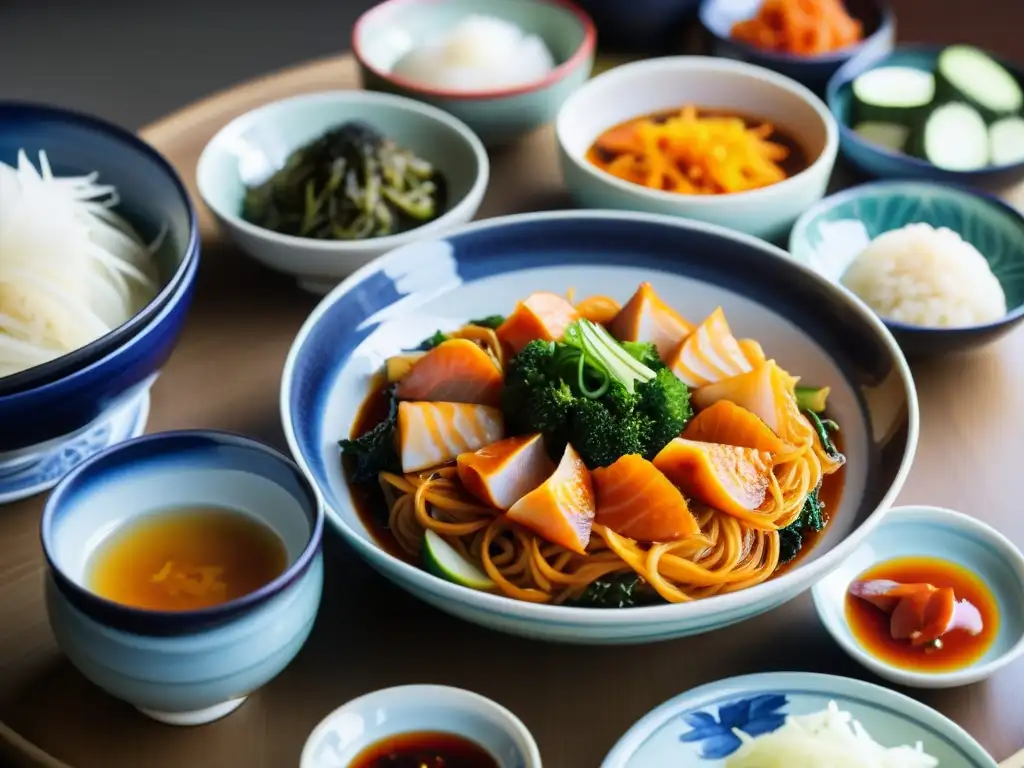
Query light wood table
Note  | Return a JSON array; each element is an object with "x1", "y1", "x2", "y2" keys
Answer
[{"x1": 1, "y1": 51, "x2": 1022, "y2": 768}]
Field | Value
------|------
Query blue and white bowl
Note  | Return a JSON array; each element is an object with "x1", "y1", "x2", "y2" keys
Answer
[
  {"x1": 0, "y1": 101, "x2": 199, "y2": 396},
  {"x1": 812, "y1": 506, "x2": 1024, "y2": 689},
  {"x1": 41, "y1": 430, "x2": 325, "y2": 726},
  {"x1": 602, "y1": 672, "x2": 998, "y2": 766},
  {"x1": 300, "y1": 685, "x2": 542, "y2": 768},
  {"x1": 281, "y1": 210, "x2": 918, "y2": 645}
]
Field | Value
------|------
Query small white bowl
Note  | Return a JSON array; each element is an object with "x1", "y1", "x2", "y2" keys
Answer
[
  {"x1": 300, "y1": 685, "x2": 542, "y2": 768},
  {"x1": 555, "y1": 56, "x2": 839, "y2": 241},
  {"x1": 812, "y1": 505, "x2": 1024, "y2": 689},
  {"x1": 196, "y1": 91, "x2": 489, "y2": 295}
]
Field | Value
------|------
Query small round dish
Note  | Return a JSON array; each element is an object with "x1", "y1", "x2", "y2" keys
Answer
[
  {"x1": 352, "y1": 0, "x2": 596, "y2": 146},
  {"x1": 699, "y1": 0, "x2": 895, "y2": 94},
  {"x1": 788, "y1": 179, "x2": 1024, "y2": 358},
  {"x1": 812, "y1": 505, "x2": 1024, "y2": 690},
  {"x1": 555, "y1": 56, "x2": 839, "y2": 241},
  {"x1": 41, "y1": 430, "x2": 325, "y2": 726},
  {"x1": 196, "y1": 90, "x2": 489, "y2": 295},
  {"x1": 827, "y1": 45, "x2": 1024, "y2": 186},
  {"x1": 601, "y1": 671, "x2": 998, "y2": 766},
  {"x1": 300, "y1": 685, "x2": 542, "y2": 768}
]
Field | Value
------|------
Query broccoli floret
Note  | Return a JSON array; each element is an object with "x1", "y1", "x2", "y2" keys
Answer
[
  {"x1": 501, "y1": 340, "x2": 574, "y2": 437},
  {"x1": 778, "y1": 484, "x2": 826, "y2": 564},
  {"x1": 621, "y1": 340, "x2": 663, "y2": 370},
  {"x1": 568, "y1": 397, "x2": 651, "y2": 468},
  {"x1": 339, "y1": 387, "x2": 400, "y2": 484},
  {"x1": 637, "y1": 367, "x2": 693, "y2": 457}
]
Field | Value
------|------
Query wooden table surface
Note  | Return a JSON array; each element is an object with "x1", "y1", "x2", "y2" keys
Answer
[{"x1": 2, "y1": 10, "x2": 1023, "y2": 767}]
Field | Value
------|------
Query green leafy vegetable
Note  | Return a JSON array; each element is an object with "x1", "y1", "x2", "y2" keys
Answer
[
  {"x1": 417, "y1": 330, "x2": 450, "y2": 351},
  {"x1": 803, "y1": 408, "x2": 843, "y2": 461},
  {"x1": 339, "y1": 386, "x2": 400, "y2": 484},
  {"x1": 416, "y1": 315, "x2": 508, "y2": 350},
  {"x1": 778, "y1": 483, "x2": 826, "y2": 564},
  {"x1": 568, "y1": 573, "x2": 666, "y2": 609}
]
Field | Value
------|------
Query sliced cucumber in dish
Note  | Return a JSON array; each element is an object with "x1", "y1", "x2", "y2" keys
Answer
[
  {"x1": 936, "y1": 45, "x2": 1023, "y2": 122},
  {"x1": 422, "y1": 529, "x2": 495, "y2": 590},
  {"x1": 851, "y1": 66, "x2": 936, "y2": 125},
  {"x1": 853, "y1": 121, "x2": 911, "y2": 153},
  {"x1": 989, "y1": 116, "x2": 1024, "y2": 166},
  {"x1": 920, "y1": 102, "x2": 990, "y2": 171}
]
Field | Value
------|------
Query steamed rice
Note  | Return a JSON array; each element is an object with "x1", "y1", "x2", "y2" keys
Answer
[{"x1": 840, "y1": 223, "x2": 1007, "y2": 328}]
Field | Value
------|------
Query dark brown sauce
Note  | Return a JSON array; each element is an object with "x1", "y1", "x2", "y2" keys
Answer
[
  {"x1": 844, "y1": 556, "x2": 999, "y2": 672},
  {"x1": 350, "y1": 731, "x2": 499, "y2": 768},
  {"x1": 585, "y1": 108, "x2": 811, "y2": 192}
]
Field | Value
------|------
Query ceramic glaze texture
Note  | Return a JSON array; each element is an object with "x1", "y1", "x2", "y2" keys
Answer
[
  {"x1": 555, "y1": 57, "x2": 839, "y2": 241},
  {"x1": 827, "y1": 46, "x2": 1024, "y2": 186},
  {"x1": 281, "y1": 211, "x2": 917, "y2": 645},
  {"x1": 789, "y1": 180, "x2": 1024, "y2": 356},
  {"x1": 353, "y1": 0, "x2": 596, "y2": 146},
  {"x1": 601, "y1": 673, "x2": 999, "y2": 767},
  {"x1": 196, "y1": 91, "x2": 488, "y2": 295},
  {"x1": 41, "y1": 431, "x2": 325, "y2": 725},
  {"x1": 813, "y1": 506, "x2": 1024, "y2": 688},
  {"x1": 300, "y1": 685, "x2": 541, "y2": 768},
  {"x1": 698, "y1": 0, "x2": 895, "y2": 93},
  {"x1": 0, "y1": 102, "x2": 199, "y2": 396}
]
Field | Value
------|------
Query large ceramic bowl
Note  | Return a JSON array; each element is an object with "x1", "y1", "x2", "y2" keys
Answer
[
  {"x1": 352, "y1": 0, "x2": 596, "y2": 146},
  {"x1": 196, "y1": 90, "x2": 488, "y2": 295},
  {"x1": 827, "y1": 46, "x2": 1024, "y2": 186},
  {"x1": 698, "y1": 0, "x2": 895, "y2": 94},
  {"x1": 281, "y1": 210, "x2": 917, "y2": 645},
  {"x1": 555, "y1": 57, "x2": 840, "y2": 241},
  {"x1": 0, "y1": 101, "x2": 199, "y2": 396}
]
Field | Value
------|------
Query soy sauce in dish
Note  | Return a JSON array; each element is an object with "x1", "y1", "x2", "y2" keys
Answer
[{"x1": 350, "y1": 731, "x2": 499, "y2": 768}]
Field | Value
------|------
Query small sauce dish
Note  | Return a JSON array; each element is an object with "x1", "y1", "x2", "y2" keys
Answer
[
  {"x1": 812, "y1": 505, "x2": 1024, "y2": 689},
  {"x1": 41, "y1": 430, "x2": 325, "y2": 726},
  {"x1": 300, "y1": 685, "x2": 542, "y2": 768}
]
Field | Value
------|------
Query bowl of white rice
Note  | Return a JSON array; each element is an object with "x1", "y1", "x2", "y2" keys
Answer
[{"x1": 789, "y1": 180, "x2": 1024, "y2": 357}]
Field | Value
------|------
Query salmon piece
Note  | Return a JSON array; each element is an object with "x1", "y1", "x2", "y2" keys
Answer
[
  {"x1": 575, "y1": 295, "x2": 621, "y2": 326},
  {"x1": 591, "y1": 454, "x2": 699, "y2": 542},
  {"x1": 397, "y1": 401, "x2": 504, "y2": 473},
  {"x1": 652, "y1": 438, "x2": 774, "y2": 520},
  {"x1": 691, "y1": 361, "x2": 797, "y2": 435},
  {"x1": 456, "y1": 433, "x2": 554, "y2": 510},
  {"x1": 609, "y1": 282, "x2": 694, "y2": 361},
  {"x1": 496, "y1": 292, "x2": 580, "y2": 354},
  {"x1": 506, "y1": 443, "x2": 595, "y2": 554},
  {"x1": 395, "y1": 338, "x2": 502, "y2": 407},
  {"x1": 664, "y1": 307, "x2": 753, "y2": 388},
  {"x1": 594, "y1": 124, "x2": 643, "y2": 156},
  {"x1": 849, "y1": 579, "x2": 984, "y2": 646},
  {"x1": 682, "y1": 400, "x2": 786, "y2": 454}
]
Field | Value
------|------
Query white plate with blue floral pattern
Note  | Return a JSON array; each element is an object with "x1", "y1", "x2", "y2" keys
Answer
[{"x1": 601, "y1": 672, "x2": 997, "y2": 767}]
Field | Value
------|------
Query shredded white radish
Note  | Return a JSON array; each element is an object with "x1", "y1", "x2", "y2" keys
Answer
[
  {"x1": 0, "y1": 149, "x2": 162, "y2": 378},
  {"x1": 725, "y1": 701, "x2": 940, "y2": 768}
]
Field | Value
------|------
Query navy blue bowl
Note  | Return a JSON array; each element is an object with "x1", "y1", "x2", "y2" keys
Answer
[
  {"x1": 699, "y1": 0, "x2": 895, "y2": 94},
  {"x1": 0, "y1": 248, "x2": 197, "y2": 453},
  {"x1": 41, "y1": 430, "x2": 324, "y2": 637},
  {"x1": 0, "y1": 102, "x2": 199, "y2": 396},
  {"x1": 827, "y1": 46, "x2": 1024, "y2": 187},
  {"x1": 578, "y1": 0, "x2": 700, "y2": 53}
]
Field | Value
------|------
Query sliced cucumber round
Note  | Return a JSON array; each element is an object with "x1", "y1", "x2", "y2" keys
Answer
[
  {"x1": 851, "y1": 66, "x2": 935, "y2": 125},
  {"x1": 853, "y1": 121, "x2": 911, "y2": 153},
  {"x1": 422, "y1": 529, "x2": 495, "y2": 590},
  {"x1": 936, "y1": 45, "x2": 1023, "y2": 122},
  {"x1": 989, "y1": 116, "x2": 1024, "y2": 166},
  {"x1": 920, "y1": 102, "x2": 990, "y2": 171}
]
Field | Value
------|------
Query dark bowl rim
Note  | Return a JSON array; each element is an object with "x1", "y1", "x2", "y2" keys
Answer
[
  {"x1": 0, "y1": 100, "x2": 200, "y2": 395},
  {"x1": 40, "y1": 429, "x2": 326, "y2": 628},
  {"x1": 0, "y1": 240, "x2": 199, "y2": 408},
  {"x1": 351, "y1": 0, "x2": 598, "y2": 101},
  {"x1": 698, "y1": 0, "x2": 896, "y2": 66},
  {"x1": 825, "y1": 44, "x2": 1024, "y2": 177},
  {"x1": 791, "y1": 178, "x2": 1024, "y2": 336}
]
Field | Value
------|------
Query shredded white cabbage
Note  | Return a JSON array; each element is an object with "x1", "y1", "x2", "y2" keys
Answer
[
  {"x1": 725, "y1": 701, "x2": 940, "y2": 768},
  {"x1": 0, "y1": 149, "x2": 161, "y2": 378}
]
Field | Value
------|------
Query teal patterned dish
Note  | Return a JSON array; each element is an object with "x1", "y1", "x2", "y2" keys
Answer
[
  {"x1": 601, "y1": 672, "x2": 998, "y2": 767},
  {"x1": 352, "y1": 0, "x2": 596, "y2": 146},
  {"x1": 789, "y1": 180, "x2": 1024, "y2": 357}
]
